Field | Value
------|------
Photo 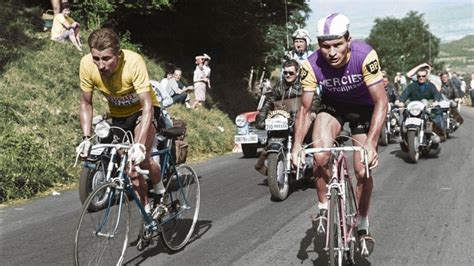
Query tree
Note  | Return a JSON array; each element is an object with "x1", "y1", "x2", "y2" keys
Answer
[{"x1": 366, "y1": 11, "x2": 440, "y2": 77}]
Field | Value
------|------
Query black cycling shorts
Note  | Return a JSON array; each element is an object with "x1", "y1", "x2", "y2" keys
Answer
[
  {"x1": 110, "y1": 106, "x2": 163, "y2": 140},
  {"x1": 317, "y1": 97, "x2": 373, "y2": 135}
]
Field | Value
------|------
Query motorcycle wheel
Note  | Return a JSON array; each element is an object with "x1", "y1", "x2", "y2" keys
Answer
[
  {"x1": 379, "y1": 124, "x2": 389, "y2": 146},
  {"x1": 78, "y1": 164, "x2": 109, "y2": 211},
  {"x1": 407, "y1": 130, "x2": 420, "y2": 163},
  {"x1": 242, "y1": 144, "x2": 258, "y2": 158},
  {"x1": 267, "y1": 152, "x2": 289, "y2": 201}
]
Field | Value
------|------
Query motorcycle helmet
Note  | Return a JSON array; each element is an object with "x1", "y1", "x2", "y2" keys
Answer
[
  {"x1": 316, "y1": 13, "x2": 350, "y2": 40},
  {"x1": 292, "y1": 29, "x2": 311, "y2": 46}
]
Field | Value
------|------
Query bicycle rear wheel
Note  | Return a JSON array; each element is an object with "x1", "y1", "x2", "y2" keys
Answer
[
  {"x1": 74, "y1": 182, "x2": 130, "y2": 265},
  {"x1": 161, "y1": 164, "x2": 200, "y2": 251}
]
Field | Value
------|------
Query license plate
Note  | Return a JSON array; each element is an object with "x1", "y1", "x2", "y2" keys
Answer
[
  {"x1": 234, "y1": 134, "x2": 258, "y2": 144},
  {"x1": 265, "y1": 118, "x2": 288, "y2": 131},
  {"x1": 405, "y1": 117, "x2": 421, "y2": 126},
  {"x1": 90, "y1": 147, "x2": 105, "y2": 156}
]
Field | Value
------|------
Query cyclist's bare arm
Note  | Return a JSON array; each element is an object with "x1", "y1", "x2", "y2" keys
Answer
[
  {"x1": 365, "y1": 81, "x2": 388, "y2": 168},
  {"x1": 135, "y1": 91, "x2": 155, "y2": 146},
  {"x1": 79, "y1": 91, "x2": 93, "y2": 137},
  {"x1": 291, "y1": 90, "x2": 314, "y2": 166}
]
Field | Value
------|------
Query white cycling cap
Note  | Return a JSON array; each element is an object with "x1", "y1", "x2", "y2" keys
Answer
[{"x1": 317, "y1": 13, "x2": 350, "y2": 40}]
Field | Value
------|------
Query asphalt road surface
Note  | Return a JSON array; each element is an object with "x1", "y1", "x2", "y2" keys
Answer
[{"x1": 1, "y1": 107, "x2": 473, "y2": 265}]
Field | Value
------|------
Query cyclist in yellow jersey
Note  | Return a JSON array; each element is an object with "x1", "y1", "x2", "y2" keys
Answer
[{"x1": 76, "y1": 28, "x2": 162, "y2": 210}]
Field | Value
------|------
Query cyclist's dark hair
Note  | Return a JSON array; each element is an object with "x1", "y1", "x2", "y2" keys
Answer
[{"x1": 88, "y1": 28, "x2": 121, "y2": 55}]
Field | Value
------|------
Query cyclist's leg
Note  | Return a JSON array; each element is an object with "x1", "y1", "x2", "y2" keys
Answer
[
  {"x1": 351, "y1": 132, "x2": 375, "y2": 256},
  {"x1": 133, "y1": 119, "x2": 161, "y2": 206},
  {"x1": 312, "y1": 112, "x2": 342, "y2": 205},
  {"x1": 310, "y1": 112, "x2": 341, "y2": 233}
]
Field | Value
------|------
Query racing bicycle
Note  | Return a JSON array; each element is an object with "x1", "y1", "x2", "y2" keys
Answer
[
  {"x1": 73, "y1": 125, "x2": 200, "y2": 265},
  {"x1": 297, "y1": 134, "x2": 370, "y2": 266}
]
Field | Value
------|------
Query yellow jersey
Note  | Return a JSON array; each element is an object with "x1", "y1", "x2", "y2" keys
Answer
[{"x1": 79, "y1": 49, "x2": 160, "y2": 117}]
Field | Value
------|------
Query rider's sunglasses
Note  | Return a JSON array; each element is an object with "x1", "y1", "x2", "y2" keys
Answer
[
  {"x1": 417, "y1": 74, "x2": 427, "y2": 78},
  {"x1": 283, "y1": 71, "x2": 296, "y2": 76}
]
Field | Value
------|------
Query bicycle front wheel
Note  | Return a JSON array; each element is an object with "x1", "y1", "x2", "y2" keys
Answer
[
  {"x1": 328, "y1": 188, "x2": 343, "y2": 266},
  {"x1": 161, "y1": 164, "x2": 200, "y2": 251},
  {"x1": 74, "y1": 182, "x2": 130, "y2": 265}
]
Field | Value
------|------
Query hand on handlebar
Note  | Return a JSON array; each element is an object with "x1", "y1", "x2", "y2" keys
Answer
[
  {"x1": 394, "y1": 100, "x2": 404, "y2": 107},
  {"x1": 75, "y1": 139, "x2": 92, "y2": 159},
  {"x1": 291, "y1": 146, "x2": 306, "y2": 169},
  {"x1": 128, "y1": 143, "x2": 146, "y2": 165}
]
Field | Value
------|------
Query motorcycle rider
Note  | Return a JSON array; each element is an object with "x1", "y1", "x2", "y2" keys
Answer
[
  {"x1": 291, "y1": 13, "x2": 387, "y2": 256},
  {"x1": 439, "y1": 71, "x2": 464, "y2": 127},
  {"x1": 254, "y1": 59, "x2": 319, "y2": 175},
  {"x1": 395, "y1": 67, "x2": 445, "y2": 141},
  {"x1": 284, "y1": 29, "x2": 314, "y2": 65}
]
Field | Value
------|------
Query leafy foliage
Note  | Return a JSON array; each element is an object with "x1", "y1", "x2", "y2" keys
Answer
[{"x1": 366, "y1": 11, "x2": 441, "y2": 76}]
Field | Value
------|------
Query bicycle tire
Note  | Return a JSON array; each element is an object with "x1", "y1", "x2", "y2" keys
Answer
[
  {"x1": 328, "y1": 188, "x2": 338, "y2": 266},
  {"x1": 344, "y1": 177, "x2": 357, "y2": 265},
  {"x1": 161, "y1": 164, "x2": 200, "y2": 251},
  {"x1": 74, "y1": 182, "x2": 130, "y2": 265}
]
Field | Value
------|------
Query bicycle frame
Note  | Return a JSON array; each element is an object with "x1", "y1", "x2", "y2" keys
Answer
[
  {"x1": 297, "y1": 144, "x2": 369, "y2": 263},
  {"x1": 88, "y1": 142, "x2": 191, "y2": 234}
]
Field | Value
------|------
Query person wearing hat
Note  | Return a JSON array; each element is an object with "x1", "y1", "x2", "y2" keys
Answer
[
  {"x1": 192, "y1": 55, "x2": 209, "y2": 108},
  {"x1": 291, "y1": 13, "x2": 387, "y2": 257},
  {"x1": 202, "y1": 53, "x2": 212, "y2": 88},
  {"x1": 284, "y1": 29, "x2": 313, "y2": 65}
]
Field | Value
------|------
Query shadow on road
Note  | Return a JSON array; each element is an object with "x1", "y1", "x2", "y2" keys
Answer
[
  {"x1": 297, "y1": 227, "x2": 372, "y2": 265},
  {"x1": 124, "y1": 219, "x2": 212, "y2": 265}
]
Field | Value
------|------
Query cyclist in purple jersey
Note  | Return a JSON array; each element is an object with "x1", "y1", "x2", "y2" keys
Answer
[{"x1": 291, "y1": 13, "x2": 388, "y2": 256}]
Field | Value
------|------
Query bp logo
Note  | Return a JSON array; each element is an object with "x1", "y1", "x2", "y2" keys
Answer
[
  {"x1": 300, "y1": 67, "x2": 309, "y2": 80},
  {"x1": 366, "y1": 60, "x2": 380, "y2": 74}
]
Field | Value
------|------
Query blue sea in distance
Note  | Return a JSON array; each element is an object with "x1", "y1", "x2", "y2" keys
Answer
[{"x1": 306, "y1": 0, "x2": 474, "y2": 42}]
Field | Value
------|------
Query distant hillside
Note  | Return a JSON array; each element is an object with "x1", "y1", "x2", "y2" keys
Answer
[{"x1": 438, "y1": 35, "x2": 474, "y2": 75}]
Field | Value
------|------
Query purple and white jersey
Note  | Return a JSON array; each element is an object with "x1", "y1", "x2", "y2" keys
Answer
[{"x1": 300, "y1": 40, "x2": 383, "y2": 106}]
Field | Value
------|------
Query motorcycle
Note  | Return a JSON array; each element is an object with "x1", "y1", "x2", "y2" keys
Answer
[
  {"x1": 379, "y1": 103, "x2": 402, "y2": 146},
  {"x1": 439, "y1": 99, "x2": 460, "y2": 138},
  {"x1": 399, "y1": 100, "x2": 441, "y2": 163},
  {"x1": 78, "y1": 114, "x2": 117, "y2": 211},
  {"x1": 265, "y1": 98, "x2": 312, "y2": 201}
]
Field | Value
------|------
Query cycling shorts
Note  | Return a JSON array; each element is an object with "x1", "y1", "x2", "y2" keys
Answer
[
  {"x1": 317, "y1": 97, "x2": 373, "y2": 135},
  {"x1": 109, "y1": 107, "x2": 163, "y2": 141}
]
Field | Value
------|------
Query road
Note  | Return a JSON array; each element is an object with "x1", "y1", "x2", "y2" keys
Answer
[{"x1": 1, "y1": 107, "x2": 473, "y2": 265}]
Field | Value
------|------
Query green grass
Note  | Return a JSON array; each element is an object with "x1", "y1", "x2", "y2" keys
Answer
[
  {"x1": 0, "y1": 11, "x2": 235, "y2": 203},
  {"x1": 438, "y1": 35, "x2": 474, "y2": 75}
]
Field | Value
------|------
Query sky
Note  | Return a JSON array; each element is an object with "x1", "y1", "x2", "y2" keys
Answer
[{"x1": 305, "y1": 0, "x2": 474, "y2": 42}]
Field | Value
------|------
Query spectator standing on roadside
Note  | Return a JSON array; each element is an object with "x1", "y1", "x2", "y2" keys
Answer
[
  {"x1": 50, "y1": 3, "x2": 82, "y2": 51},
  {"x1": 192, "y1": 55, "x2": 209, "y2": 108},
  {"x1": 394, "y1": 72, "x2": 407, "y2": 94},
  {"x1": 203, "y1": 53, "x2": 212, "y2": 89},
  {"x1": 470, "y1": 73, "x2": 474, "y2": 107}
]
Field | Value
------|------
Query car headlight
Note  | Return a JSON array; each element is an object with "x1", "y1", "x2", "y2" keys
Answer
[
  {"x1": 94, "y1": 120, "x2": 111, "y2": 138},
  {"x1": 235, "y1": 115, "x2": 247, "y2": 127}
]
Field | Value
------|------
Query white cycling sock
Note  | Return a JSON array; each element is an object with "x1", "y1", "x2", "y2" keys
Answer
[
  {"x1": 318, "y1": 201, "x2": 328, "y2": 210},
  {"x1": 358, "y1": 216, "x2": 369, "y2": 232}
]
